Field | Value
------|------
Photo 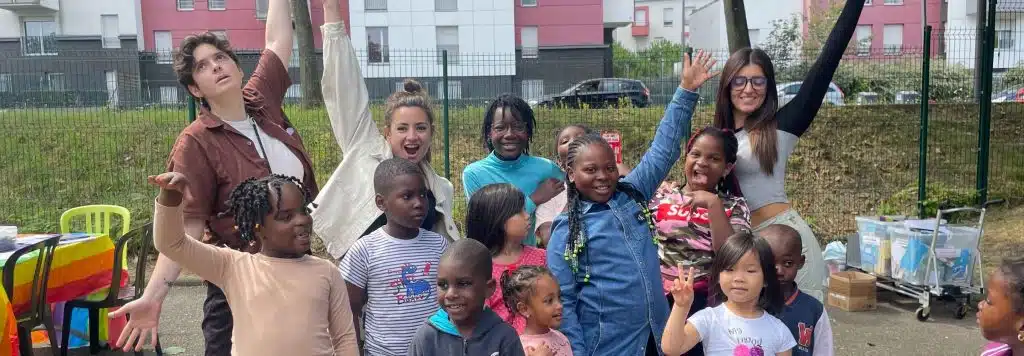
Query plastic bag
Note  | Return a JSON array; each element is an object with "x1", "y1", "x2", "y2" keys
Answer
[{"x1": 823, "y1": 241, "x2": 847, "y2": 275}]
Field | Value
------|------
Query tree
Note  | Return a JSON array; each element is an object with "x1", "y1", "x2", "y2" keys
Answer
[
  {"x1": 760, "y1": 15, "x2": 803, "y2": 74},
  {"x1": 291, "y1": 0, "x2": 322, "y2": 108},
  {"x1": 612, "y1": 40, "x2": 688, "y2": 78},
  {"x1": 723, "y1": 0, "x2": 751, "y2": 52},
  {"x1": 803, "y1": 0, "x2": 846, "y2": 58}
]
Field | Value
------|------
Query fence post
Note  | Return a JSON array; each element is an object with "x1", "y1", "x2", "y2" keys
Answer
[
  {"x1": 976, "y1": 0, "x2": 997, "y2": 204},
  {"x1": 917, "y1": 25, "x2": 932, "y2": 218},
  {"x1": 442, "y1": 50, "x2": 451, "y2": 181},
  {"x1": 188, "y1": 96, "x2": 197, "y2": 123}
]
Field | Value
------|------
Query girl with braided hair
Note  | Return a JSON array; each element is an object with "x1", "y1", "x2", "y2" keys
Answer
[
  {"x1": 500, "y1": 266, "x2": 571, "y2": 355},
  {"x1": 546, "y1": 50, "x2": 717, "y2": 356},
  {"x1": 148, "y1": 172, "x2": 357, "y2": 355}
]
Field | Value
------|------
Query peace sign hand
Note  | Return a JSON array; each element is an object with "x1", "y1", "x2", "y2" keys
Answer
[
  {"x1": 669, "y1": 265, "x2": 696, "y2": 308},
  {"x1": 680, "y1": 49, "x2": 720, "y2": 92}
]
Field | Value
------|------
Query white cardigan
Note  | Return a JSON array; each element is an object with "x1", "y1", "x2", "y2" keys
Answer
[{"x1": 311, "y1": 22, "x2": 461, "y2": 259}]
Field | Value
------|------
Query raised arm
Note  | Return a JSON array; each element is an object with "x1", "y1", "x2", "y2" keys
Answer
[
  {"x1": 546, "y1": 218, "x2": 585, "y2": 355},
  {"x1": 776, "y1": 0, "x2": 865, "y2": 136},
  {"x1": 624, "y1": 51, "x2": 712, "y2": 199},
  {"x1": 264, "y1": 0, "x2": 294, "y2": 65},
  {"x1": 150, "y1": 174, "x2": 231, "y2": 287},
  {"x1": 321, "y1": 0, "x2": 384, "y2": 154}
]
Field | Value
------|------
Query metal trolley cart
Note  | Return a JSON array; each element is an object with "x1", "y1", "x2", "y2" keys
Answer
[{"x1": 847, "y1": 200, "x2": 1004, "y2": 321}]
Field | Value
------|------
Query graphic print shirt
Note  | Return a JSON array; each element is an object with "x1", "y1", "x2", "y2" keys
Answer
[
  {"x1": 689, "y1": 304, "x2": 797, "y2": 356},
  {"x1": 338, "y1": 227, "x2": 448, "y2": 355}
]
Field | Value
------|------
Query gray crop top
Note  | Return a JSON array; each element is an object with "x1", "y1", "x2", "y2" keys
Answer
[{"x1": 733, "y1": 129, "x2": 800, "y2": 211}]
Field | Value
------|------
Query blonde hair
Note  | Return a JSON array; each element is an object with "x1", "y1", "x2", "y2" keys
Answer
[{"x1": 384, "y1": 78, "x2": 436, "y2": 161}]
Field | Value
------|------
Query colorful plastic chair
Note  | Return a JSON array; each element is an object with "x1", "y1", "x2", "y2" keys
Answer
[{"x1": 2, "y1": 234, "x2": 62, "y2": 356}]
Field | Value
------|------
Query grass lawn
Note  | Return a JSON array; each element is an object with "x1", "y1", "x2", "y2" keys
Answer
[{"x1": 0, "y1": 102, "x2": 1021, "y2": 245}]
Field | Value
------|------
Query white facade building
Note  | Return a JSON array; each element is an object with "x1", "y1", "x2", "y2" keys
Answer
[
  {"x1": 349, "y1": 0, "x2": 516, "y2": 83},
  {"x1": 945, "y1": 0, "x2": 1023, "y2": 70},
  {"x1": 687, "y1": 0, "x2": 803, "y2": 57},
  {"x1": 0, "y1": 0, "x2": 143, "y2": 50},
  {"x1": 613, "y1": 0, "x2": 712, "y2": 51}
]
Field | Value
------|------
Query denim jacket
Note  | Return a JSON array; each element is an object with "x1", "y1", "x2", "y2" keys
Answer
[{"x1": 547, "y1": 87, "x2": 698, "y2": 356}]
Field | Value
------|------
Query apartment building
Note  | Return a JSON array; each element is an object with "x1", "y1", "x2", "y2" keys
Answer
[
  {"x1": 687, "y1": 0, "x2": 805, "y2": 57},
  {"x1": 612, "y1": 0, "x2": 714, "y2": 51},
  {"x1": 946, "y1": 0, "x2": 1022, "y2": 70},
  {"x1": 808, "y1": 0, "x2": 944, "y2": 58}
]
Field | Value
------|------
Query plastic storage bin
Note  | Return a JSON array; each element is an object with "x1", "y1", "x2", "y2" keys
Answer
[
  {"x1": 935, "y1": 226, "x2": 981, "y2": 286},
  {"x1": 855, "y1": 217, "x2": 901, "y2": 276},
  {"x1": 890, "y1": 228, "x2": 944, "y2": 285}
]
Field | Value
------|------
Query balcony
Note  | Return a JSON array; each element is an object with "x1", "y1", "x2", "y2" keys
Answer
[
  {"x1": 604, "y1": 0, "x2": 635, "y2": 28},
  {"x1": 0, "y1": 0, "x2": 59, "y2": 13}
]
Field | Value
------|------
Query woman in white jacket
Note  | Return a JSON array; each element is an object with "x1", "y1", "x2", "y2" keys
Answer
[{"x1": 312, "y1": 1, "x2": 460, "y2": 260}]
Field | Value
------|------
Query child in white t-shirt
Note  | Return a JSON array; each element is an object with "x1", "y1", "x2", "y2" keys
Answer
[{"x1": 662, "y1": 232, "x2": 796, "y2": 356}]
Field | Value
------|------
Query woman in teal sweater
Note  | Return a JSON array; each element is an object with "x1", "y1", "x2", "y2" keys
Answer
[{"x1": 462, "y1": 94, "x2": 564, "y2": 246}]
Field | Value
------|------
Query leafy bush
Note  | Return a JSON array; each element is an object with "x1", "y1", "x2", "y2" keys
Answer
[{"x1": 1003, "y1": 65, "x2": 1024, "y2": 89}]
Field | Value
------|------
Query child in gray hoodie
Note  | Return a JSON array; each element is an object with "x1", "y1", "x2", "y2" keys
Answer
[{"x1": 408, "y1": 239, "x2": 526, "y2": 356}]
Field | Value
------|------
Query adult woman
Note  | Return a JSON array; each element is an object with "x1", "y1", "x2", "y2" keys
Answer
[
  {"x1": 711, "y1": 0, "x2": 865, "y2": 301},
  {"x1": 310, "y1": 0, "x2": 460, "y2": 261},
  {"x1": 111, "y1": 0, "x2": 314, "y2": 354}
]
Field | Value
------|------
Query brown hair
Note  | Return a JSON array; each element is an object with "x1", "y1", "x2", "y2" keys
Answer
[
  {"x1": 384, "y1": 79, "x2": 436, "y2": 161},
  {"x1": 712, "y1": 48, "x2": 780, "y2": 175},
  {"x1": 173, "y1": 32, "x2": 240, "y2": 98}
]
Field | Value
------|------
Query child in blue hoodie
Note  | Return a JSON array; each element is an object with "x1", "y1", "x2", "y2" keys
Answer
[{"x1": 408, "y1": 238, "x2": 526, "y2": 356}]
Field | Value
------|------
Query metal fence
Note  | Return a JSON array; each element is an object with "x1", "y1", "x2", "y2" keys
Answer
[{"x1": 0, "y1": 25, "x2": 1021, "y2": 242}]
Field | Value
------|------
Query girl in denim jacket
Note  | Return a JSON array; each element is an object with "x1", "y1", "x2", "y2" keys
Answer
[{"x1": 547, "y1": 50, "x2": 718, "y2": 356}]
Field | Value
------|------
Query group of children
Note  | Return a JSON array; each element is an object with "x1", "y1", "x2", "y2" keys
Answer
[{"x1": 144, "y1": 50, "x2": 1024, "y2": 356}]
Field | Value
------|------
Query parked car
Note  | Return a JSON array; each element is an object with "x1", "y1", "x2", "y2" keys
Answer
[
  {"x1": 992, "y1": 87, "x2": 1024, "y2": 103},
  {"x1": 528, "y1": 78, "x2": 651, "y2": 108},
  {"x1": 777, "y1": 81, "x2": 845, "y2": 107}
]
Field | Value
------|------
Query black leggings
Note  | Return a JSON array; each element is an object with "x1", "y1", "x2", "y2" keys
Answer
[{"x1": 202, "y1": 282, "x2": 233, "y2": 356}]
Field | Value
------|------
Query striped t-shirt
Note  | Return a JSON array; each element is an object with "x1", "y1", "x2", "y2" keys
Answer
[{"x1": 338, "y1": 227, "x2": 448, "y2": 356}]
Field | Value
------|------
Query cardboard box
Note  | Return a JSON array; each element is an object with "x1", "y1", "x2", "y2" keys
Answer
[{"x1": 828, "y1": 271, "x2": 877, "y2": 311}]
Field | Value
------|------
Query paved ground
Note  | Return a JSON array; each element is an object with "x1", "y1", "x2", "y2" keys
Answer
[{"x1": 35, "y1": 278, "x2": 986, "y2": 356}]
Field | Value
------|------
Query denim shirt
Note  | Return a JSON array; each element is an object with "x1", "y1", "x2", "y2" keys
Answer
[{"x1": 547, "y1": 87, "x2": 698, "y2": 356}]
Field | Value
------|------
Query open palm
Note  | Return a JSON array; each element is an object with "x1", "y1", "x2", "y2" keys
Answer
[
  {"x1": 109, "y1": 296, "x2": 162, "y2": 351},
  {"x1": 680, "y1": 49, "x2": 720, "y2": 92}
]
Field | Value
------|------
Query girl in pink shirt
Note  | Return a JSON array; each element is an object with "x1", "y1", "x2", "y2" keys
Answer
[
  {"x1": 501, "y1": 266, "x2": 572, "y2": 356},
  {"x1": 978, "y1": 257, "x2": 1024, "y2": 356},
  {"x1": 467, "y1": 183, "x2": 547, "y2": 333}
]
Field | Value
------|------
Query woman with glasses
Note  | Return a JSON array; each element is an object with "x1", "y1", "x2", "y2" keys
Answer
[
  {"x1": 462, "y1": 94, "x2": 564, "y2": 247},
  {"x1": 710, "y1": 0, "x2": 866, "y2": 302}
]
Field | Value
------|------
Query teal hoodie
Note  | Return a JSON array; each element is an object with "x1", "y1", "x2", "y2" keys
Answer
[
  {"x1": 407, "y1": 308, "x2": 525, "y2": 356},
  {"x1": 462, "y1": 152, "x2": 563, "y2": 246}
]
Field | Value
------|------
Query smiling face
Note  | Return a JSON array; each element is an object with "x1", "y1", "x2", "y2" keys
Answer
[
  {"x1": 375, "y1": 173, "x2": 428, "y2": 231},
  {"x1": 556, "y1": 126, "x2": 588, "y2": 167},
  {"x1": 568, "y1": 142, "x2": 619, "y2": 203},
  {"x1": 684, "y1": 134, "x2": 733, "y2": 191},
  {"x1": 729, "y1": 64, "x2": 768, "y2": 116},
  {"x1": 386, "y1": 106, "x2": 433, "y2": 163},
  {"x1": 259, "y1": 183, "x2": 313, "y2": 257},
  {"x1": 186, "y1": 43, "x2": 244, "y2": 101},
  {"x1": 488, "y1": 107, "x2": 530, "y2": 160},
  {"x1": 719, "y1": 250, "x2": 766, "y2": 305},
  {"x1": 519, "y1": 274, "x2": 564, "y2": 329},
  {"x1": 437, "y1": 259, "x2": 494, "y2": 327}
]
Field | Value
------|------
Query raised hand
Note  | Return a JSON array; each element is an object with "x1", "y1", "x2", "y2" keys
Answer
[
  {"x1": 680, "y1": 49, "x2": 720, "y2": 92},
  {"x1": 525, "y1": 342, "x2": 554, "y2": 356},
  {"x1": 531, "y1": 178, "x2": 566, "y2": 205},
  {"x1": 683, "y1": 190, "x2": 722, "y2": 210},
  {"x1": 148, "y1": 172, "x2": 189, "y2": 206},
  {"x1": 109, "y1": 296, "x2": 162, "y2": 352},
  {"x1": 669, "y1": 265, "x2": 696, "y2": 308}
]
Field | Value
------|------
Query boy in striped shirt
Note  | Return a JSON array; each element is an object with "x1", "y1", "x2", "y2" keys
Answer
[{"x1": 339, "y1": 158, "x2": 449, "y2": 355}]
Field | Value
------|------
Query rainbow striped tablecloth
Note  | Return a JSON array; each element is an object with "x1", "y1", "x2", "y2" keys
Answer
[
  {"x1": 1, "y1": 283, "x2": 16, "y2": 356},
  {"x1": 1, "y1": 233, "x2": 119, "y2": 352}
]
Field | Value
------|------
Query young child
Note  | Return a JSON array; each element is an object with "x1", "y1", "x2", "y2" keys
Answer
[
  {"x1": 408, "y1": 238, "x2": 525, "y2": 356},
  {"x1": 662, "y1": 232, "x2": 794, "y2": 356},
  {"x1": 148, "y1": 172, "x2": 357, "y2": 355},
  {"x1": 501, "y1": 265, "x2": 572, "y2": 356},
  {"x1": 462, "y1": 94, "x2": 564, "y2": 247},
  {"x1": 977, "y1": 257, "x2": 1024, "y2": 356},
  {"x1": 466, "y1": 183, "x2": 547, "y2": 333},
  {"x1": 547, "y1": 50, "x2": 717, "y2": 356},
  {"x1": 338, "y1": 157, "x2": 449, "y2": 355},
  {"x1": 761, "y1": 224, "x2": 833, "y2": 356}
]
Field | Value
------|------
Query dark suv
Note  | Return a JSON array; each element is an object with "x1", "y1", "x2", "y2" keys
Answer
[{"x1": 528, "y1": 78, "x2": 651, "y2": 108}]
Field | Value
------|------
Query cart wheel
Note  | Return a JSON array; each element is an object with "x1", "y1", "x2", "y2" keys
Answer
[
  {"x1": 955, "y1": 304, "x2": 969, "y2": 319},
  {"x1": 916, "y1": 307, "x2": 931, "y2": 322}
]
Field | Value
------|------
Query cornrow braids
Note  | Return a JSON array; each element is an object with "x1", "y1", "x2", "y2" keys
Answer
[
  {"x1": 562, "y1": 134, "x2": 657, "y2": 282},
  {"x1": 219, "y1": 174, "x2": 312, "y2": 244},
  {"x1": 499, "y1": 265, "x2": 553, "y2": 316}
]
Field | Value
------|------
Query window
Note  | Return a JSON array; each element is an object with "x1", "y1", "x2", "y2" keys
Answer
[
  {"x1": 23, "y1": 21, "x2": 58, "y2": 56},
  {"x1": 436, "y1": 81, "x2": 462, "y2": 100},
  {"x1": 211, "y1": 30, "x2": 228, "y2": 41},
  {"x1": 290, "y1": 33, "x2": 300, "y2": 67},
  {"x1": 856, "y1": 25, "x2": 872, "y2": 55},
  {"x1": 664, "y1": 8, "x2": 674, "y2": 27},
  {"x1": 160, "y1": 86, "x2": 179, "y2": 105},
  {"x1": 155, "y1": 31, "x2": 173, "y2": 63},
  {"x1": 0, "y1": 73, "x2": 11, "y2": 92},
  {"x1": 634, "y1": 9, "x2": 647, "y2": 26},
  {"x1": 367, "y1": 27, "x2": 389, "y2": 63},
  {"x1": 176, "y1": 0, "x2": 194, "y2": 10},
  {"x1": 45, "y1": 73, "x2": 65, "y2": 91},
  {"x1": 865, "y1": 0, "x2": 872, "y2": 4},
  {"x1": 286, "y1": 84, "x2": 301, "y2": 98},
  {"x1": 101, "y1": 15, "x2": 120, "y2": 49},
  {"x1": 883, "y1": 0, "x2": 901, "y2": 4},
  {"x1": 883, "y1": 24, "x2": 903, "y2": 54},
  {"x1": 522, "y1": 79, "x2": 543, "y2": 99},
  {"x1": 996, "y1": 30, "x2": 1015, "y2": 49},
  {"x1": 365, "y1": 0, "x2": 387, "y2": 11},
  {"x1": 520, "y1": 26, "x2": 538, "y2": 58},
  {"x1": 436, "y1": 0, "x2": 456, "y2": 11},
  {"x1": 436, "y1": 26, "x2": 459, "y2": 64},
  {"x1": 521, "y1": 0, "x2": 537, "y2": 6},
  {"x1": 209, "y1": 0, "x2": 225, "y2": 10},
  {"x1": 256, "y1": 0, "x2": 268, "y2": 19}
]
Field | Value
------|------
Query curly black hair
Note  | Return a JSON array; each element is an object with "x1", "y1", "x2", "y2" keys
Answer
[
  {"x1": 998, "y1": 257, "x2": 1024, "y2": 314},
  {"x1": 219, "y1": 174, "x2": 312, "y2": 244},
  {"x1": 373, "y1": 157, "x2": 426, "y2": 196},
  {"x1": 685, "y1": 126, "x2": 742, "y2": 196},
  {"x1": 499, "y1": 265, "x2": 555, "y2": 316},
  {"x1": 481, "y1": 93, "x2": 536, "y2": 153}
]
